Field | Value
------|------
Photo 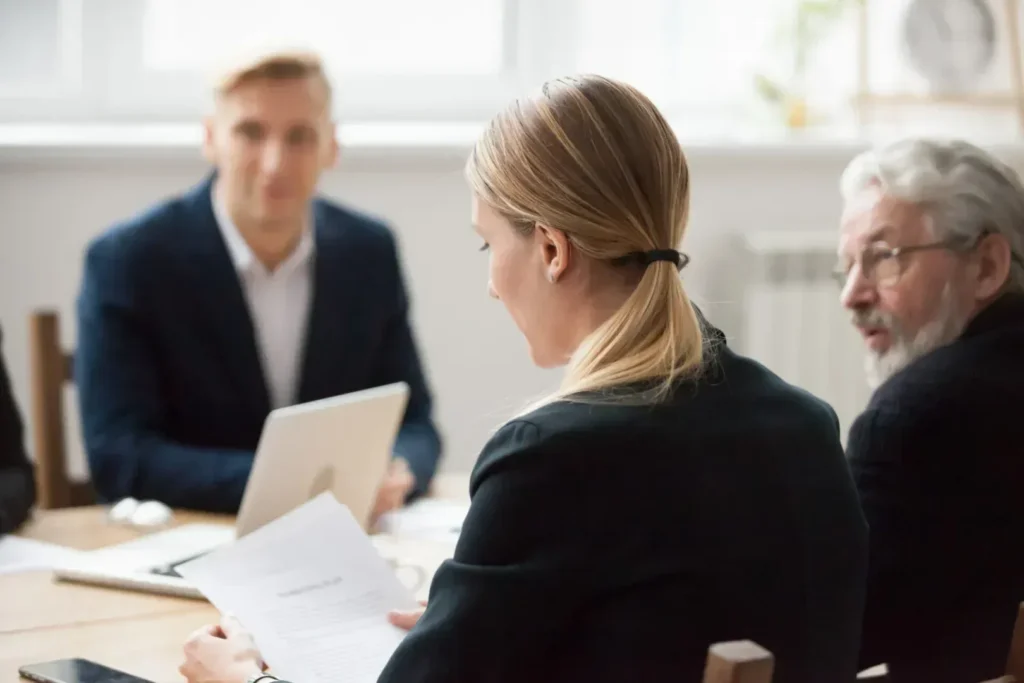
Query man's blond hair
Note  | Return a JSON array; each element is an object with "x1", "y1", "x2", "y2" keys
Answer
[{"x1": 211, "y1": 49, "x2": 333, "y2": 108}]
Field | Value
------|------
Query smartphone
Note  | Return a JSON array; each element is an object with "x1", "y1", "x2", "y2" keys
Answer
[{"x1": 19, "y1": 658, "x2": 154, "y2": 683}]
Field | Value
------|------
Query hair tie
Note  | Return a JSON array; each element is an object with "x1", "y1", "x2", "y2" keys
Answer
[{"x1": 614, "y1": 249, "x2": 689, "y2": 271}]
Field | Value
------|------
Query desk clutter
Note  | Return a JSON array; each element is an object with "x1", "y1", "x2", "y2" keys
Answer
[
  {"x1": 107, "y1": 497, "x2": 175, "y2": 529},
  {"x1": 0, "y1": 535, "x2": 82, "y2": 576},
  {"x1": 176, "y1": 493, "x2": 421, "y2": 683},
  {"x1": 6, "y1": 488, "x2": 1024, "y2": 681},
  {"x1": 2, "y1": 492, "x2": 471, "y2": 683},
  {"x1": 375, "y1": 498, "x2": 468, "y2": 545},
  {"x1": 0, "y1": 496, "x2": 469, "y2": 600}
]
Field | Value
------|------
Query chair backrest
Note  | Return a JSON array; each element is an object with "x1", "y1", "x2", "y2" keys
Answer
[
  {"x1": 28, "y1": 310, "x2": 93, "y2": 509},
  {"x1": 698, "y1": 603, "x2": 1024, "y2": 683},
  {"x1": 703, "y1": 641, "x2": 774, "y2": 683}
]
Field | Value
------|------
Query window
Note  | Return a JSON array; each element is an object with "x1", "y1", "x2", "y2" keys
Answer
[
  {"x1": 575, "y1": 0, "x2": 786, "y2": 107},
  {"x1": 103, "y1": 0, "x2": 518, "y2": 122},
  {"x1": 0, "y1": 0, "x2": 80, "y2": 100},
  {"x1": 573, "y1": 0, "x2": 861, "y2": 132},
  {"x1": 142, "y1": 0, "x2": 506, "y2": 76},
  {"x1": 0, "y1": 0, "x2": 886, "y2": 131}
]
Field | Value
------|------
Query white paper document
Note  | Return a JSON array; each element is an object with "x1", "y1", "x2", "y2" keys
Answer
[
  {"x1": 83, "y1": 523, "x2": 234, "y2": 568},
  {"x1": 0, "y1": 536, "x2": 83, "y2": 575},
  {"x1": 376, "y1": 498, "x2": 469, "y2": 544},
  {"x1": 176, "y1": 493, "x2": 420, "y2": 683}
]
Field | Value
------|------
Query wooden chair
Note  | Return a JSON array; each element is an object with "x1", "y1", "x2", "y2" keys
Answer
[
  {"x1": 29, "y1": 310, "x2": 94, "y2": 509},
  {"x1": 701, "y1": 605, "x2": 1023, "y2": 683},
  {"x1": 703, "y1": 641, "x2": 774, "y2": 683}
]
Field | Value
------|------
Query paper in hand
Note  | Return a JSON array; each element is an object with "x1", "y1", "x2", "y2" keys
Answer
[{"x1": 177, "y1": 492, "x2": 420, "y2": 683}]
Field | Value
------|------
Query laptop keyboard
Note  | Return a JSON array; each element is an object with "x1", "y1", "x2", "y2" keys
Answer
[{"x1": 149, "y1": 551, "x2": 210, "y2": 578}]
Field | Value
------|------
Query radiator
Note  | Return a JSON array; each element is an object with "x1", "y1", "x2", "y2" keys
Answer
[{"x1": 741, "y1": 231, "x2": 872, "y2": 444}]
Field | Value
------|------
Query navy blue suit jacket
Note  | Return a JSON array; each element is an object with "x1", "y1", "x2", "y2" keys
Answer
[{"x1": 75, "y1": 176, "x2": 442, "y2": 513}]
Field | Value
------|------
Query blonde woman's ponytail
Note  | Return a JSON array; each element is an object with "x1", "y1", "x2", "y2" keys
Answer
[
  {"x1": 556, "y1": 251, "x2": 703, "y2": 403},
  {"x1": 466, "y1": 74, "x2": 707, "y2": 410}
]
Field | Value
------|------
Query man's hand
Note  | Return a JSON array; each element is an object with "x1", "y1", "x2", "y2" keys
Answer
[
  {"x1": 372, "y1": 457, "x2": 415, "y2": 522},
  {"x1": 180, "y1": 614, "x2": 265, "y2": 683}
]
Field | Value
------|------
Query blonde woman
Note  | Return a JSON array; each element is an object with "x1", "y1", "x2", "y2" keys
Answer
[{"x1": 181, "y1": 75, "x2": 868, "y2": 683}]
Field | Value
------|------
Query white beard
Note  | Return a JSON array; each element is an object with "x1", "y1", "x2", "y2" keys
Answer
[{"x1": 862, "y1": 284, "x2": 969, "y2": 390}]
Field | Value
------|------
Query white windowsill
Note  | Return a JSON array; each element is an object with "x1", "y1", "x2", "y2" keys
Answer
[
  {"x1": 0, "y1": 122, "x2": 486, "y2": 164},
  {"x1": 1, "y1": 122, "x2": 1022, "y2": 165}
]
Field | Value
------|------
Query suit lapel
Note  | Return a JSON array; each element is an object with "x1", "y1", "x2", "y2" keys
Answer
[{"x1": 180, "y1": 176, "x2": 271, "y2": 417}]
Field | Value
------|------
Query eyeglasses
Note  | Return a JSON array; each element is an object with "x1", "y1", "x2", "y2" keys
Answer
[{"x1": 832, "y1": 238, "x2": 967, "y2": 289}]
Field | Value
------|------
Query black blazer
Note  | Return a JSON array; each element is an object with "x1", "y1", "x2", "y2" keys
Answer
[
  {"x1": 848, "y1": 292, "x2": 1024, "y2": 683},
  {"x1": 75, "y1": 176, "x2": 441, "y2": 513},
  {"x1": 0, "y1": 325, "x2": 35, "y2": 534},
  {"x1": 377, "y1": 324, "x2": 868, "y2": 683}
]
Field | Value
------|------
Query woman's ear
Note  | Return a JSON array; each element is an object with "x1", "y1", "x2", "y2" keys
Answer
[{"x1": 535, "y1": 224, "x2": 571, "y2": 283}]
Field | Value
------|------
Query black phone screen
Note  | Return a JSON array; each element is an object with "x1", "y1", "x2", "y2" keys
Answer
[{"x1": 19, "y1": 658, "x2": 154, "y2": 683}]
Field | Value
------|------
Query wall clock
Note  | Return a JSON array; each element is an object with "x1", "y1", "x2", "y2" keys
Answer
[
  {"x1": 902, "y1": 0, "x2": 998, "y2": 93},
  {"x1": 854, "y1": 0, "x2": 1024, "y2": 133}
]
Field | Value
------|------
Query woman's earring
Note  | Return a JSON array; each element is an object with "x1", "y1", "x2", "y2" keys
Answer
[{"x1": 547, "y1": 271, "x2": 556, "y2": 283}]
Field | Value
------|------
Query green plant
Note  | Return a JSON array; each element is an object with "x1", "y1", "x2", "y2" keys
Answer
[
  {"x1": 791, "y1": 0, "x2": 863, "y2": 75},
  {"x1": 754, "y1": 0, "x2": 863, "y2": 123}
]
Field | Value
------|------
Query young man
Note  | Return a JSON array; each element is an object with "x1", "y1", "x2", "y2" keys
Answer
[
  {"x1": 836, "y1": 138, "x2": 1024, "y2": 683},
  {"x1": 76, "y1": 52, "x2": 441, "y2": 515}
]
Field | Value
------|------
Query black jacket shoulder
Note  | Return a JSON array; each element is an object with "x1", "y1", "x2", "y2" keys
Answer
[
  {"x1": 847, "y1": 293, "x2": 1024, "y2": 681},
  {"x1": 381, "y1": 338, "x2": 866, "y2": 683}
]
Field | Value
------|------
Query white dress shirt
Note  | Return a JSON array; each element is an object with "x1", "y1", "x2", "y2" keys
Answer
[{"x1": 213, "y1": 199, "x2": 314, "y2": 410}]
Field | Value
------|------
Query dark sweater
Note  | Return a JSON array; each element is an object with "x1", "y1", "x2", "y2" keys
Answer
[
  {"x1": 849, "y1": 292, "x2": 1024, "y2": 683},
  {"x1": 0, "y1": 325, "x2": 35, "y2": 534},
  {"x1": 377, "y1": 324, "x2": 868, "y2": 683}
]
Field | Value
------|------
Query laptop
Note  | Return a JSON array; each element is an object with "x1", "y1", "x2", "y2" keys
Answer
[{"x1": 53, "y1": 382, "x2": 410, "y2": 599}]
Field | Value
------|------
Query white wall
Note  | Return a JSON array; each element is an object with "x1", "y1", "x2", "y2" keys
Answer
[{"x1": 1, "y1": 141, "x2": 1020, "y2": 478}]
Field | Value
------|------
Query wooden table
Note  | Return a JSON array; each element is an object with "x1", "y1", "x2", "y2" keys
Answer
[
  {"x1": 0, "y1": 473, "x2": 469, "y2": 683},
  {"x1": 1, "y1": 508, "x2": 224, "y2": 683}
]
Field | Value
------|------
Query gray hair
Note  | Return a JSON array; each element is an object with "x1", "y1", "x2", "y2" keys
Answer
[{"x1": 840, "y1": 138, "x2": 1024, "y2": 294}]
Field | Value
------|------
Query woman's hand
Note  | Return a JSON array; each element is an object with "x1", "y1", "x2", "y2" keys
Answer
[
  {"x1": 180, "y1": 614, "x2": 266, "y2": 683},
  {"x1": 387, "y1": 601, "x2": 427, "y2": 631}
]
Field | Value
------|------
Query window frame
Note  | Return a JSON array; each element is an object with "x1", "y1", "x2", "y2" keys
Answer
[
  {"x1": 0, "y1": 0, "x2": 579, "y2": 124},
  {"x1": 0, "y1": 0, "x2": 844, "y2": 128},
  {"x1": 0, "y1": 0, "x2": 89, "y2": 119}
]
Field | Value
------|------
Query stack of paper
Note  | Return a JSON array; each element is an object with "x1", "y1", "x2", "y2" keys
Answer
[
  {"x1": 83, "y1": 523, "x2": 234, "y2": 567},
  {"x1": 177, "y1": 493, "x2": 421, "y2": 683},
  {"x1": 375, "y1": 498, "x2": 469, "y2": 544},
  {"x1": 0, "y1": 536, "x2": 83, "y2": 575}
]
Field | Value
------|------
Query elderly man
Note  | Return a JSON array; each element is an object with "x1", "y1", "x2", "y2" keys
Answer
[{"x1": 836, "y1": 138, "x2": 1024, "y2": 682}]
